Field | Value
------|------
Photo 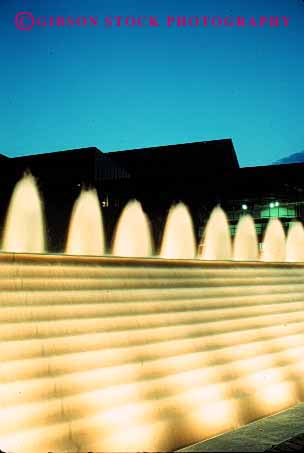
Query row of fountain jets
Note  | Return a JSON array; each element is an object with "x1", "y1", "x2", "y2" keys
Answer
[{"x1": 1, "y1": 174, "x2": 304, "y2": 261}]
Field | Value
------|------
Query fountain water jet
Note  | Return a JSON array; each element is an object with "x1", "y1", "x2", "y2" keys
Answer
[
  {"x1": 66, "y1": 189, "x2": 105, "y2": 256},
  {"x1": 160, "y1": 203, "x2": 196, "y2": 259},
  {"x1": 112, "y1": 200, "x2": 153, "y2": 257},
  {"x1": 286, "y1": 221, "x2": 304, "y2": 262},
  {"x1": 261, "y1": 218, "x2": 285, "y2": 262},
  {"x1": 233, "y1": 215, "x2": 259, "y2": 261},
  {"x1": 1, "y1": 173, "x2": 45, "y2": 253},
  {"x1": 199, "y1": 206, "x2": 232, "y2": 260}
]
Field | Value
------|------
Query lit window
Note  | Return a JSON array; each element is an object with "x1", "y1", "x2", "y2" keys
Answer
[{"x1": 102, "y1": 194, "x2": 109, "y2": 208}]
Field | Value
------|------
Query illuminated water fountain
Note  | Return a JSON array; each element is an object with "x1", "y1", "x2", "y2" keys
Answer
[
  {"x1": 160, "y1": 202, "x2": 196, "y2": 259},
  {"x1": 199, "y1": 206, "x2": 232, "y2": 260},
  {"x1": 112, "y1": 200, "x2": 153, "y2": 257},
  {"x1": 286, "y1": 221, "x2": 304, "y2": 262},
  {"x1": 0, "y1": 175, "x2": 304, "y2": 453},
  {"x1": 66, "y1": 189, "x2": 105, "y2": 256},
  {"x1": 261, "y1": 218, "x2": 286, "y2": 262},
  {"x1": 1, "y1": 173, "x2": 45, "y2": 253},
  {"x1": 233, "y1": 215, "x2": 259, "y2": 261}
]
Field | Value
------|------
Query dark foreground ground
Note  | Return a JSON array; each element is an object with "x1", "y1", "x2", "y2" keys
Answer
[{"x1": 265, "y1": 432, "x2": 304, "y2": 452}]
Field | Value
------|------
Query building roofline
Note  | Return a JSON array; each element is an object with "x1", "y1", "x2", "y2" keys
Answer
[
  {"x1": 6, "y1": 146, "x2": 103, "y2": 160},
  {"x1": 107, "y1": 138, "x2": 234, "y2": 154}
]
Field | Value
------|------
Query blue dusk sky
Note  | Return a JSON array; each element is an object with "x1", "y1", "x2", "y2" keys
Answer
[{"x1": 0, "y1": 0, "x2": 303, "y2": 167}]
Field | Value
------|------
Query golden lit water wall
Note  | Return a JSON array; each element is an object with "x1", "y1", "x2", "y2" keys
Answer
[{"x1": 1, "y1": 253, "x2": 304, "y2": 453}]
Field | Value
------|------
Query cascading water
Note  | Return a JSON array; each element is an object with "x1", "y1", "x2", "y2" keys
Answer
[{"x1": 0, "y1": 175, "x2": 304, "y2": 453}]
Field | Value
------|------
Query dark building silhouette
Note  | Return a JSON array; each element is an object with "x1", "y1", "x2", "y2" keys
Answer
[{"x1": 0, "y1": 138, "x2": 303, "y2": 252}]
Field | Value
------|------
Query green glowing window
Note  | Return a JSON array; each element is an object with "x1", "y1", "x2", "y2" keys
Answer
[
  {"x1": 255, "y1": 223, "x2": 263, "y2": 234},
  {"x1": 260, "y1": 206, "x2": 296, "y2": 218},
  {"x1": 229, "y1": 225, "x2": 237, "y2": 236}
]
